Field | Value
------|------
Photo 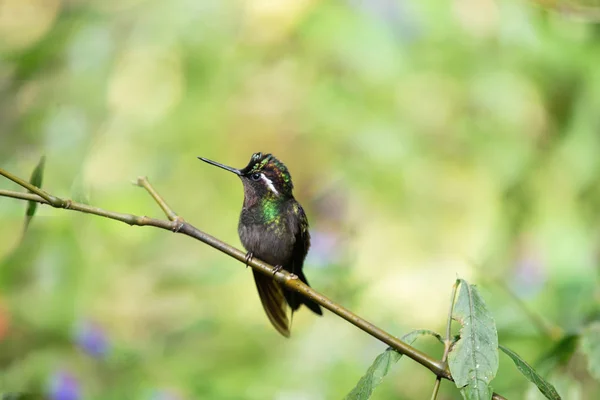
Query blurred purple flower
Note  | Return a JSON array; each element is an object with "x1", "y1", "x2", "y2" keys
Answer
[
  {"x1": 511, "y1": 244, "x2": 546, "y2": 298},
  {"x1": 347, "y1": 0, "x2": 420, "y2": 41},
  {"x1": 307, "y1": 230, "x2": 340, "y2": 268},
  {"x1": 49, "y1": 370, "x2": 80, "y2": 400},
  {"x1": 75, "y1": 320, "x2": 109, "y2": 358}
]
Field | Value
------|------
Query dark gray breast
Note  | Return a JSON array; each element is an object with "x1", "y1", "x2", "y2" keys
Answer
[{"x1": 238, "y1": 212, "x2": 297, "y2": 267}]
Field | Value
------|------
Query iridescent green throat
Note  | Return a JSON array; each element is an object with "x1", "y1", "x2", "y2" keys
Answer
[{"x1": 260, "y1": 197, "x2": 284, "y2": 224}]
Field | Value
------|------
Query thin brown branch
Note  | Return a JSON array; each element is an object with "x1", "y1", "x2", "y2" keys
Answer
[
  {"x1": 0, "y1": 167, "x2": 510, "y2": 399},
  {"x1": 0, "y1": 189, "x2": 177, "y2": 230}
]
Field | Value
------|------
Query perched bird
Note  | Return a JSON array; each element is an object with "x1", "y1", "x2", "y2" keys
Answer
[{"x1": 198, "y1": 152, "x2": 323, "y2": 336}]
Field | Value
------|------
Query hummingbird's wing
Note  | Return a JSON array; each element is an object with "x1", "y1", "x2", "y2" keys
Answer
[
  {"x1": 283, "y1": 202, "x2": 323, "y2": 316},
  {"x1": 252, "y1": 269, "x2": 290, "y2": 337}
]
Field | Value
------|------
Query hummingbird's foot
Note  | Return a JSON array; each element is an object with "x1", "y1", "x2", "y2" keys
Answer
[
  {"x1": 272, "y1": 265, "x2": 283, "y2": 276},
  {"x1": 244, "y1": 252, "x2": 253, "y2": 268}
]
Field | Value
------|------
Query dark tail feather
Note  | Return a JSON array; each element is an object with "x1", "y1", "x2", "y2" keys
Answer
[
  {"x1": 284, "y1": 270, "x2": 323, "y2": 316},
  {"x1": 252, "y1": 270, "x2": 290, "y2": 337}
]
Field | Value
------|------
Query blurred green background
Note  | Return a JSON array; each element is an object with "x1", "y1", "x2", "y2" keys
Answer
[{"x1": 1, "y1": 0, "x2": 599, "y2": 399}]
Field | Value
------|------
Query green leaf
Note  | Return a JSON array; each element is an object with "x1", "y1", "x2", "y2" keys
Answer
[
  {"x1": 581, "y1": 321, "x2": 600, "y2": 380},
  {"x1": 448, "y1": 279, "x2": 499, "y2": 400},
  {"x1": 500, "y1": 344, "x2": 561, "y2": 400},
  {"x1": 524, "y1": 373, "x2": 580, "y2": 400},
  {"x1": 344, "y1": 329, "x2": 442, "y2": 400},
  {"x1": 24, "y1": 155, "x2": 46, "y2": 232}
]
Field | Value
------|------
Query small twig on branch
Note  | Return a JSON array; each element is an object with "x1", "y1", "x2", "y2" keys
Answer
[
  {"x1": 0, "y1": 168, "x2": 57, "y2": 204},
  {"x1": 0, "y1": 167, "x2": 508, "y2": 399},
  {"x1": 431, "y1": 280, "x2": 459, "y2": 400},
  {"x1": 135, "y1": 176, "x2": 185, "y2": 231},
  {"x1": 134, "y1": 176, "x2": 180, "y2": 222}
]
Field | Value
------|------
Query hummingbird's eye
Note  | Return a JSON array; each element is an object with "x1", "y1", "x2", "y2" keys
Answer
[{"x1": 251, "y1": 173, "x2": 261, "y2": 181}]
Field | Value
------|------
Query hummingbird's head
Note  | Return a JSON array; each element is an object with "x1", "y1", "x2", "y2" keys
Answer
[{"x1": 198, "y1": 152, "x2": 294, "y2": 199}]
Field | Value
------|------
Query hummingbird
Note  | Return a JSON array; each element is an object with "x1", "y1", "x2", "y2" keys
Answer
[{"x1": 198, "y1": 152, "x2": 323, "y2": 337}]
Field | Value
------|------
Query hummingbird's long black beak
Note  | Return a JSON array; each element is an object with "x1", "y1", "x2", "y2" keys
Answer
[{"x1": 198, "y1": 157, "x2": 242, "y2": 175}]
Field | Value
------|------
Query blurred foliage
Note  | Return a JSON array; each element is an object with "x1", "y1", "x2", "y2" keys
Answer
[{"x1": 1, "y1": 0, "x2": 600, "y2": 399}]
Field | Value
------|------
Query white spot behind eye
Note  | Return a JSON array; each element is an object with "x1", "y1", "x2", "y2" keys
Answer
[{"x1": 261, "y1": 173, "x2": 279, "y2": 196}]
